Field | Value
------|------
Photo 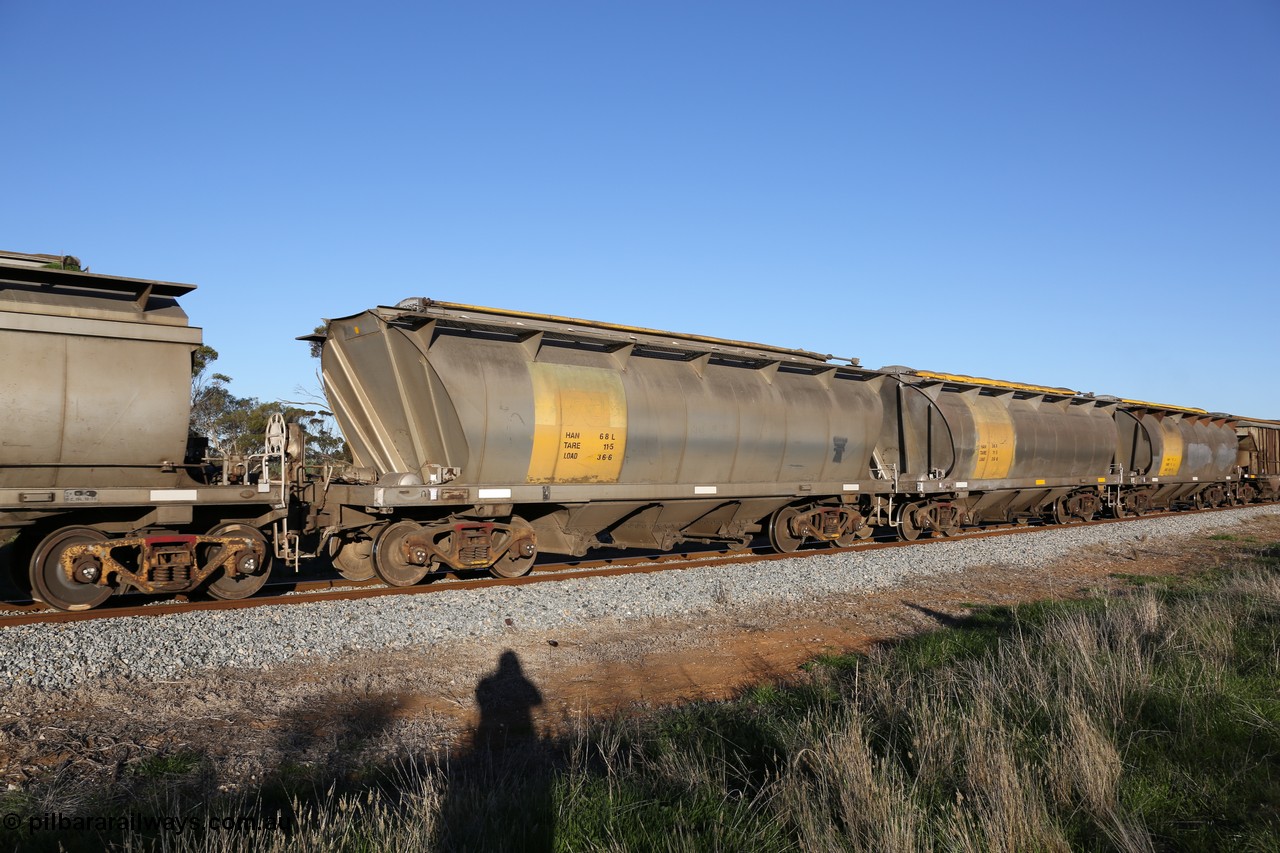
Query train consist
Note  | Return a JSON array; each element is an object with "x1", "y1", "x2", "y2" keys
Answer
[{"x1": 2, "y1": 254, "x2": 1278, "y2": 610}]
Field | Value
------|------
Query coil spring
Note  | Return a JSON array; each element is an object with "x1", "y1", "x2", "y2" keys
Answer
[
  {"x1": 151, "y1": 554, "x2": 191, "y2": 584},
  {"x1": 153, "y1": 566, "x2": 192, "y2": 583}
]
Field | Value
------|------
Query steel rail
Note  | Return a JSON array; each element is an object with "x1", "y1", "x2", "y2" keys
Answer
[{"x1": 0, "y1": 503, "x2": 1270, "y2": 628}]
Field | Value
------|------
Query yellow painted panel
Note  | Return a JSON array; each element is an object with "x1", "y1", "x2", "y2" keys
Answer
[
  {"x1": 1157, "y1": 420, "x2": 1183, "y2": 477},
  {"x1": 966, "y1": 395, "x2": 1016, "y2": 479},
  {"x1": 526, "y1": 363, "x2": 628, "y2": 483}
]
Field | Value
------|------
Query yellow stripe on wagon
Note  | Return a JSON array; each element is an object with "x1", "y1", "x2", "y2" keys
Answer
[
  {"x1": 1157, "y1": 420, "x2": 1184, "y2": 477},
  {"x1": 961, "y1": 394, "x2": 1016, "y2": 480},
  {"x1": 527, "y1": 363, "x2": 628, "y2": 484}
]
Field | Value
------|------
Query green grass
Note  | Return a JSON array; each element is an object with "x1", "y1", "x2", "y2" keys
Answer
[{"x1": 127, "y1": 751, "x2": 205, "y2": 779}]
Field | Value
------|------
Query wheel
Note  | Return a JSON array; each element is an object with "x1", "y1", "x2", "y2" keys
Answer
[
  {"x1": 768, "y1": 507, "x2": 805, "y2": 553},
  {"x1": 1054, "y1": 495, "x2": 1094, "y2": 524},
  {"x1": 30, "y1": 526, "x2": 112, "y2": 611},
  {"x1": 329, "y1": 536, "x2": 375, "y2": 581},
  {"x1": 1052, "y1": 496, "x2": 1070, "y2": 524},
  {"x1": 491, "y1": 517, "x2": 537, "y2": 578},
  {"x1": 204, "y1": 523, "x2": 272, "y2": 600},
  {"x1": 373, "y1": 521, "x2": 431, "y2": 587},
  {"x1": 897, "y1": 503, "x2": 924, "y2": 541}
]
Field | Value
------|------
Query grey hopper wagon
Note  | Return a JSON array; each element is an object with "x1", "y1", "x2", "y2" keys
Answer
[
  {"x1": 314, "y1": 298, "x2": 890, "y2": 584},
  {"x1": 872, "y1": 369, "x2": 1121, "y2": 535},
  {"x1": 0, "y1": 258, "x2": 288, "y2": 610}
]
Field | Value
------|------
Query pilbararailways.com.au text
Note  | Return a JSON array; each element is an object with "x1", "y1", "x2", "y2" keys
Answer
[{"x1": 7, "y1": 812, "x2": 274, "y2": 834}]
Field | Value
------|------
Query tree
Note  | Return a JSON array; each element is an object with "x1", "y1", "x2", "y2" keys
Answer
[
  {"x1": 188, "y1": 346, "x2": 348, "y2": 461},
  {"x1": 308, "y1": 322, "x2": 328, "y2": 359},
  {"x1": 41, "y1": 255, "x2": 83, "y2": 271}
]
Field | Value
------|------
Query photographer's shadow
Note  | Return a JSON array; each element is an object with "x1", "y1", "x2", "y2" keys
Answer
[
  {"x1": 474, "y1": 650, "x2": 544, "y2": 751},
  {"x1": 437, "y1": 649, "x2": 556, "y2": 851}
]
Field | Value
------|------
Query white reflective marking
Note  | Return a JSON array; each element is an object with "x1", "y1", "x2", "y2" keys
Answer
[
  {"x1": 478, "y1": 488, "x2": 512, "y2": 499},
  {"x1": 149, "y1": 489, "x2": 198, "y2": 502},
  {"x1": 954, "y1": 481, "x2": 968, "y2": 488},
  {"x1": 694, "y1": 486, "x2": 718, "y2": 495},
  {"x1": 843, "y1": 484, "x2": 859, "y2": 491}
]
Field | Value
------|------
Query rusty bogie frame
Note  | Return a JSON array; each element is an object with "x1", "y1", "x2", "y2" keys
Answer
[
  {"x1": 58, "y1": 534, "x2": 264, "y2": 595},
  {"x1": 896, "y1": 500, "x2": 963, "y2": 541},
  {"x1": 383, "y1": 517, "x2": 538, "y2": 576},
  {"x1": 1052, "y1": 489, "x2": 1102, "y2": 524},
  {"x1": 769, "y1": 503, "x2": 868, "y2": 552},
  {"x1": 1192, "y1": 483, "x2": 1231, "y2": 509}
]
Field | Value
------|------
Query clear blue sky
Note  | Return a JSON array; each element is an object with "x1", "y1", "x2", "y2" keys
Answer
[{"x1": 5, "y1": 1, "x2": 1278, "y2": 417}]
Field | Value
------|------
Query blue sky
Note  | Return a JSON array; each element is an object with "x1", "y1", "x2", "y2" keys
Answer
[{"x1": 5, "y1": 1, "x2": 1278, "y2": 417}]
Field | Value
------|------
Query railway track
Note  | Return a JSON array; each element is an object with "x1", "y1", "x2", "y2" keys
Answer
[{"x1": 2, "y1": 503, "x2": 1266, "y2": 628}]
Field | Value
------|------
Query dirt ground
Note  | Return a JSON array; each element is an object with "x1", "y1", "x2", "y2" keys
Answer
[{"x1": 1, "y1": 515, "x2": 1277, "y2": 795}]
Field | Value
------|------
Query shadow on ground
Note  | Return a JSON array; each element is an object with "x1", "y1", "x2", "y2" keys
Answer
[{"x1": 0, "y1": 648, "x2": 564, "y2": 852}]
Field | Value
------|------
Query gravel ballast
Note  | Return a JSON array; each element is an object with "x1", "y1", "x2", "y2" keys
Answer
[{"x1": 3, "y1": 506, "x2": 1277, "y2": 692}]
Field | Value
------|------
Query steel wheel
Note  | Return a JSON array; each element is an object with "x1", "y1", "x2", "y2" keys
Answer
[
  {"x1": 30, "y1": 526, "x2": 112, "y2": 611},
  {"x1": 897, "y1": 503, "x2": 924, "y2": 541},
  {"x1": 205, "y1": 523, "x2": 272, "y2": 600},
  {"x1": 1052, "y1": 496, "x2": 1071, "y2": 524},
  {"x1": 768, "y1": 507, "x2": 804, "y2": 553},
  {"x1": 1054, "y1": 495, "x2": 1094, "y2": 524},
  {"x1": 491, "y1": 517, "x2": 537, "y2": 578},
  {"x1": 330, "y1": 536, "x2": 375, "y2": 581},
  {"x1": 373, "y1": 521, "x2": 431, "y2": 587}
]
